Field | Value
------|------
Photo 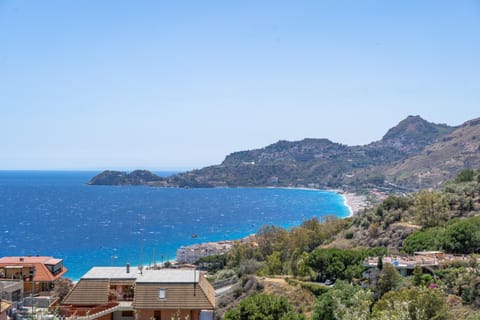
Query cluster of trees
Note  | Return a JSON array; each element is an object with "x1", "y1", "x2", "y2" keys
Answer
[
  {"x1": 436, "y1": 258, "x2": 480, "y2": 307},
  {"x1": 356, "y1": 169, "x2": 480, "y2": 231},
  {"x1": 400, "y1": 169, "x2": 480, "y2": 255},
  {"x1": 224, "y1": 294, "x2": 305, "y2": 320},
  {"x1": 403, "y1": 216, "x2": 480, "y2": 254},
  {"x1": 224, "y1": 263, "x2": 463, "y2": 320},
  {"x1": 354, "y1": 189, "x2": 452, "y2": 233},
  {"x1": 224, "y1": 216, "x2": 351, "y2": 278},
  {"x1": 307, "y1": 247, "x2": 385, "y2": 282},
  {"x1": 311, "y1": 262, "x2": 450, "y2": 319}
]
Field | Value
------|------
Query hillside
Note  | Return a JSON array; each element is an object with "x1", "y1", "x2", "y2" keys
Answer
[
  {"x1": 328, "y1": 168, "x2": 480, "y2": 252},
  {"x1": 382, "y1": 117, "x2": 480, "y2": 189},
  {"x1": 89, "y1": 115, "x2": 470, "y2": 190},
  {"x1": 371, "y1": 115, "x2": 454, "y2": 155},
  {"x1": 210, "y1": 170, "x2": 480, "y2": 319}
]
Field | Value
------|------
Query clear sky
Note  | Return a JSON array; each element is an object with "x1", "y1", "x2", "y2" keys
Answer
[{"x1": 1, "y1": 1, "x2": 479, "y2": 170}]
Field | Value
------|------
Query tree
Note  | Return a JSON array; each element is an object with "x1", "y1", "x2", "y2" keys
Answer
[
  {"x1": 435, "y1": 264, "x2": 472, "y2": 297},
  {"x1": 227, "y1": 242, "x2": 262, "y2": 269},
  {"x1": 256, "y1": 225, "x2": 289, "y2": 258},
  {"x1": 377, "y1": 255, "x2": 383, "y2": 271},
  {"x1": 455, "y1": 169, "x2": 475, "y2": 183},
  {"x1": 375, "y1": 263, "x2": 401, "y2": 299},
  {"x1": 444, "y1": 217, "x2": 480, "y2": 254},
  {"x1": 413, "y1": 190, "x2": 449, "y2": 228},
  {"x1": 54, "y1": 278, "x2": 74, "y2": 302},
  {"x1": 308, "y1": 248, "x2": 385, "y2": 282},
  {"x1": 290, "y1": 249, "x2": 315, "y2": 279},
  {"x1": 224, "y1": 293, "x2": 304, "y2": 320},
  {"x1": 264, "y1": 251, "x2": 283, "y2": 275},
  {"x1": 312, "y1": 281, "x2": 373, "y2": 320},
  {"x1": 288, "y1": 227, "x2": 317, "y2": 253},
  {"x1": 413, "y1": 264, "x2": 423, "y2": 286},
  {"x1": 332, "y1": 289, "x2": 373, "y2": 320},
  {"x1": 402, "y1": 227, "x2": 445, "y2": 254},
  {"x1": 372, "y1": 287, "x2": 450, "y2": 320}
]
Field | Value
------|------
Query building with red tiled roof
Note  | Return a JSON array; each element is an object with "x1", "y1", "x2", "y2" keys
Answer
[
  {"x1": 0, "y1": 256, "x2": 67, "y2": 295},
  {"x1": 57, "y1": 266, "x2": 215, "y2": 320}
]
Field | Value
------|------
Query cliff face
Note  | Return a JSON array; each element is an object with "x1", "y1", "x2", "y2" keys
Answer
[{"x1": 89, "y1": 116, "x2": 480, "y2": 190}]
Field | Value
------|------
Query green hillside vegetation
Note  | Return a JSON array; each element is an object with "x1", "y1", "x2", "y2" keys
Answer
[
  {"x1": 208, "y1": 169, "x2": 480, "y2": 319},
  {"x1": 332, "y1": 169, "x2": 480, "y2": 251},
  {"x1": 383, "y1": 119, "x2": 480, "y2": 189}
]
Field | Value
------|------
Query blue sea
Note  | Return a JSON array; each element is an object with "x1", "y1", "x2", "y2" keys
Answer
[{"x1": 0, "y1": 171, "x2": 350, "y2": 280}]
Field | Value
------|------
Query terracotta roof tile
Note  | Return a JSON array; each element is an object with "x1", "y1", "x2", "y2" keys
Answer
[{"x1": 0, "y1": 256, "x2": 67, "y2": 282}]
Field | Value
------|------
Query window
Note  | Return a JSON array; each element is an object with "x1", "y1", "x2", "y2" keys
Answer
[
  {"x1": 121, "y1": 311, "x2": 134, "y2": 317},
  {"x1": 158, "y1": 288, "x2": 167, "y2": 300}
]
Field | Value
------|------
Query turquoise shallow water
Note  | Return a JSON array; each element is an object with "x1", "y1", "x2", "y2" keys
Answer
[{"x1": 0, "y1": 171, "x2": 350, "y2": 280}]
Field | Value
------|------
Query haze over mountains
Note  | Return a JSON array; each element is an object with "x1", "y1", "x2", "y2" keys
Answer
[{"x1": 89, "y1": 115, "x2": 480, "y2": 191}]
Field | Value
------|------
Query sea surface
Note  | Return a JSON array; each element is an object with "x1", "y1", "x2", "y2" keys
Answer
[{"x1": 0, "y1": 171, "x2": 350, "y2": 280}]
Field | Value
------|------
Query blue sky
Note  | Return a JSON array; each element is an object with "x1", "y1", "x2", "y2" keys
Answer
[{"x1": 1, "y1": 1, "x2": 479, "y2": 170}]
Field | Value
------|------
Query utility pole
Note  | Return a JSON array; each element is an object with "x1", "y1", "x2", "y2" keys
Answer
[
  {"x1": 0, "y1": 282, "x2": 3, "y2": 316},
  {"x1": 30, "y1": 267, "x2": 36, "y2": 317}
]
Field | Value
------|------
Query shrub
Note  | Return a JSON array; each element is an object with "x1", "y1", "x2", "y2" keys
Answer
[
  {"x1": 344, "y1": 231, "x2": 354, "y2": 239},
  {"x1": 372, "y1": 287, "x2": 450, "y2": 320},
  {"x1": 286, "y1": 278, "x2": 330, "y2": 296},
  {"x1": 224, "y1": 293, "x2": 305, "y2": 320}
]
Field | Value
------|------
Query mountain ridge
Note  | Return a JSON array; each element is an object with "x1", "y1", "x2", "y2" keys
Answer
[{"x1": 88, "y1": 115, "x2": 480, "y2": 191}]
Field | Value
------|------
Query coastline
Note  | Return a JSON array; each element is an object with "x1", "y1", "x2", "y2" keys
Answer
[
  {"x1": 275, "y1": 186, "x2": 369, "y2": 217},
  {"x1": 340, "y1": 192, "x2": 369, "y2": 216},
  {"x1": 169, "y1": 191, "x2": 369, "y2": 269},
  {"x1": 70, "y1": 189, "x2": 368, "y2": 280}
]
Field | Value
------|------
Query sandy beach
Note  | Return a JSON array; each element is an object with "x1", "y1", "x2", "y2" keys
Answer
[{"x1": 341, "y1": 192, "x2": 369, "y2": 216}]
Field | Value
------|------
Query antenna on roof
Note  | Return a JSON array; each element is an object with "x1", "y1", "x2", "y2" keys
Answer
[
  {"x1": 151, "y1": 240, "x2": 158, "y2": 269},
  {"x1": 193, "y1": 269, "x2": 197, "y2": 296}
]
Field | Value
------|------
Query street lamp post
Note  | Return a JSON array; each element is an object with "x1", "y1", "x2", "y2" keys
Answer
[{"x1": 30, "y1": 267, "x2": 36, "y2": 318}]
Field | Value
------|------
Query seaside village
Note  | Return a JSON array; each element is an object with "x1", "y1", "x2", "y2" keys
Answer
[
  {"x1": 1, "y1": 243, "x2": 479, "y2": 320},
  {"x1": 0, "y1": 237, "x2": 254, "y2": 320}
]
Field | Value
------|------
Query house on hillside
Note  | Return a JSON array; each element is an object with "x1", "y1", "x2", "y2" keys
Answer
[
  {"x1": 0, "y1": 256, "x2": 67, "y2": 295},
  {"x1": 57, "y1": 265, "x2": 215, "y2": 320}
]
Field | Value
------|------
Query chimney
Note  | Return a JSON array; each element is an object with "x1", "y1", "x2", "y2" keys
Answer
[{"x1": 126, "y1": 263, "x2": 130, "y2": 274}]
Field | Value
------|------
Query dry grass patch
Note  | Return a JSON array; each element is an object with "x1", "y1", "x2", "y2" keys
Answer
[{"x1": 261, "y1": 277, "x2": 316, "y2": 317}]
